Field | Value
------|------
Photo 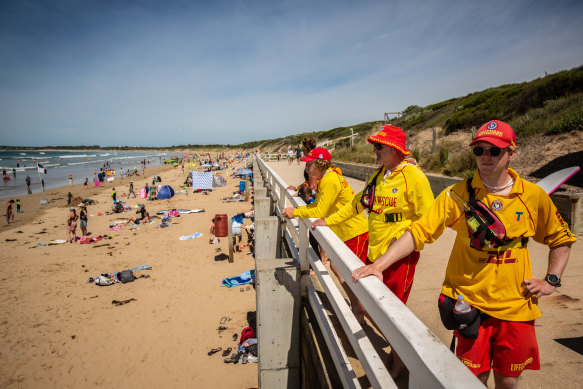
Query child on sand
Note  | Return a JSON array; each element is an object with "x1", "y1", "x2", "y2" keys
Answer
[
  {"x1": 15, "y1": 199, "x2": 21, "y2": 213},
  {"x1": 6, "y1": 199, "x2": 15, "y2": 224},
  {"x1": 209, "y1": 218, "x2": 220, "y2": 244},
  {"x1": 112, "y1": 188, "x2": 117, "y2": 204},
  {"x1": 67, "y1": 207, "x2": 78, "y2": 243}
]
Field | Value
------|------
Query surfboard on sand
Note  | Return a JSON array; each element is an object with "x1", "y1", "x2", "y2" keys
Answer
[{"x1": 536, "y1": 166, "x2": 580, "y2": 195}]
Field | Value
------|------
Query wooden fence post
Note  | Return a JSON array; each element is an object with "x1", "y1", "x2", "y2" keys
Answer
[
  {"x1": 228, "y1": 217, "x2": 234, "y2": 263},
  {"x1": 255, "y1": 216, "x2": 300, "y2": 388},
  {"x1": 298, "y1": 220, "x2": 309, "y2": 297}
]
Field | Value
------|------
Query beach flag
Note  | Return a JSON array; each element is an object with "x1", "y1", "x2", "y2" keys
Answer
[{"x1": 37, "y1": 163, "x2": 47, "y2": 174}]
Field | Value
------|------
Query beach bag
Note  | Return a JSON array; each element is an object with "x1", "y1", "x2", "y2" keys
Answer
[
  {"x1": 114, "y1": 203, "x2": 124, "y2": 213},
  {"x1": 245, "y1": 343, "x2": 258, "y2": 356},
  {"x1": 95, "y1": 275, "x2": 115, "y2": 286},
  {"x1": 437, "y1": 293, "x2": 482, "y2": 339},
  {"x1": 117, "y1": 270, "x2": 135, "y2": 283}
]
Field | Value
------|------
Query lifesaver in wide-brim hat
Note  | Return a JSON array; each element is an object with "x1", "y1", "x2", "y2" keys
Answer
[{"x1": 367, "y1": 125, "x2": 410, "y2": 156}]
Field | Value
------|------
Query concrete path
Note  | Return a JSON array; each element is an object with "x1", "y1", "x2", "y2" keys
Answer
[{"x1": 268, "y1": 159, "x2": 583, "y2": 389}]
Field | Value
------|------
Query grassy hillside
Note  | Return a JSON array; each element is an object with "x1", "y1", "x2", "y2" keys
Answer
[{"x1": 391, "y1": 65, "x2": 583, "y2": 137}]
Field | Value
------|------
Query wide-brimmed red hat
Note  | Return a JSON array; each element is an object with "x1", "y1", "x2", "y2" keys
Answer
[
  {"x1": 367, "y1": 125, "x2": 410, "y2": 156},
  {"x1": 300, "y1": 147, "x2": 331, "y2": 162},
  {"x1": 469, "y1": 120, "x2": 516, "y2": 148}
]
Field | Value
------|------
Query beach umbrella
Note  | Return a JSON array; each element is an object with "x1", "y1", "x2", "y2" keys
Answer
[{"x1": 236, "y1": 168, "x2": 253, "y2": 176}]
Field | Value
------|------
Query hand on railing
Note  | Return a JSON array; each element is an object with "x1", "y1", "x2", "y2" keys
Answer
[
  {"x1": 311, "y1": 218, "x2": 327, "y2": 230},
  {"x1": 282, "y1": 207, "x2": 295, "y2": 219},
  {"x1": 351, "y1": 263, "x2": 384, "y2": 283}
]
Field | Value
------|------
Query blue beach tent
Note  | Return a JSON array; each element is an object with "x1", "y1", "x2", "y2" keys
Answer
[{"x1": 157, "y1": 185, "x2": 175, "y2": 200}]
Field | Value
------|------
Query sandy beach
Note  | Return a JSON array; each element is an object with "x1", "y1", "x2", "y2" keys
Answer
[{"x1": 0, "y1": 156, "x2": 258, "y2": 388}]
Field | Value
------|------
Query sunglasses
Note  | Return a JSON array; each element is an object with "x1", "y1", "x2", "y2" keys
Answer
[
  {"x1": 373, "y1": 143, "x2": 385, "y2": 151},
  {"x1": 472, "y1": 145, "x2": 505, "y2": 157}
]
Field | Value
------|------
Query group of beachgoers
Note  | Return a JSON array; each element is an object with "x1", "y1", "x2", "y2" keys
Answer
[
  {"x1": 57, "y1": 152, "x2": 244, "y2": 243},
  {"x1": 2, "y1": 168, "x2": 16, "y2": 184},
  {"x1": 281, "y1": 121, "x2": 575, "y2": 386},
  {"x1": 285, "y1": 144, "x2": 303, "y2": 165}
]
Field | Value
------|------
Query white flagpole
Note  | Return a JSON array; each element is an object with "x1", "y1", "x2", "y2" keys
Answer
[{"x1": 37, "y1": 165, "x2": 48, "y2": 205}]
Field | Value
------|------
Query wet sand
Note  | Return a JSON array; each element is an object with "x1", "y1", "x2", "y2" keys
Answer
[
  {"x1": 0, "y1": 157, "x2": 258, "y2": 388},
  {"x1": 268, "y1": 159, "x2": 583, "y2": 389}
]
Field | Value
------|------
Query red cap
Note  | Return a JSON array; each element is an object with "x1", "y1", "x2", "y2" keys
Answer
[
  {"x1": 469, "y1": 120, "x2": 516, "y2": 148},
  {"x1": 367, "y1": 125, "x2": 410, "y2": 156},
  {"x1": 301, "y1": 147, "x2": 331, "y2": 162}
]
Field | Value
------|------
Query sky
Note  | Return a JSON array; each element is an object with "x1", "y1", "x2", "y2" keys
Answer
[{"x1": 1, "y1": 0, "x2": 582, "y2": 147}]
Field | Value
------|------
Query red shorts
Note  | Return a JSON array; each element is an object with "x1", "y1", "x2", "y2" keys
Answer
[
  {"x1": 344, "y1": 232, "x2": 369, "y2": 264},
  {"x1": 455, "y1": 317, "x2": 540, "y2": 377},
  {"x1": 365, "y1": 251, "x2": 419, "y2": 304}
]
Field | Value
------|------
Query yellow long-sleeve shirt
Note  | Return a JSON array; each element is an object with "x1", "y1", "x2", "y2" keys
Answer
[
  {"x1": 408, "y1": 169, "x2": 577, "y2": 321},
  {"x1": 326, "y1": 161, "x2": 434, "y2": 260},
  {"x1": 293, "y1": 167, "x2": 368, "y2": 242}
]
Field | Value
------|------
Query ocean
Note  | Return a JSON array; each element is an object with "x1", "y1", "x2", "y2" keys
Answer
[{"x1": 0, "y1": 150, "x2": 172, "y2": 198}]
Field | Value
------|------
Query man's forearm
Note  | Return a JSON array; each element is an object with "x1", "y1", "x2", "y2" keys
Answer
[{"x1": 547, "y1": 245, "x2": 571, "y2": 277}]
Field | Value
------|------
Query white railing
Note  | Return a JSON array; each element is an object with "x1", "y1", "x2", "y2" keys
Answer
[
  {"x1": 261, "y1": 153, "x2": 279, "y2": 161},
  {"x1": 253, "y1": 154, "x2": 482, "y2": 389}
]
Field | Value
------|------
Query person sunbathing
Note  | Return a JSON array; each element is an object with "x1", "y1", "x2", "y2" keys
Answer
[{"x1": 124, "y1": 212, "x2": 151, "y2": 226}]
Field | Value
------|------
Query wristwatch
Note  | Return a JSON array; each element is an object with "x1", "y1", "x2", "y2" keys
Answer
[{"x1": 545, "y1": 274, "x2": 562, "y2": 287}]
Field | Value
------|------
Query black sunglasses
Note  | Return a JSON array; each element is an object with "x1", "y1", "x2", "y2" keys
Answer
[
  {"x1": 373, "y1": 143, "x2": 384, "y2": 151},
  {"x1": 472, "y1": 145, "x2": 504, "y2": 157}
]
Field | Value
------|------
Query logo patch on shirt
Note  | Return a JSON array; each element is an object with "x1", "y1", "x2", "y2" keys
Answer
[
  {"x1": 392, "y1": 188, "x2": 398, "y2": 193},
  {"x1": 515, "y1": 211, "x2": 523, "y2": 224},
  {"x1": 491, "y1": 200, "x2": 503, "y2": 211}
]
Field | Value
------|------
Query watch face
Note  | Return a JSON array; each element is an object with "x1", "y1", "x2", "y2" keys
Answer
[{"x1": 547, "y1": 274, "x2": 560, "y2": 284}]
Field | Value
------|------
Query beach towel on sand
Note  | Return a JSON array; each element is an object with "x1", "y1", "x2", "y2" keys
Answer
[
  {"x1": 79, "y1": 236, "x2": 105, "y2": 244},
  {"x1": 93, "y1": 265, "x2": 152, "y2": 285},
  {"x1": 179, "y1": 232, "x2": 203, "y2": 240},
  {"x1": 222, "y1": 270, "x2": 255, "y2": 288}
]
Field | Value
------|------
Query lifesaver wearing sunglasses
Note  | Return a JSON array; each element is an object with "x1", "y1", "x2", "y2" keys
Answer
[
  {"x1": 472, "y1": 145, "x2": 506, "y2": 157},
  {"x1": 451, "y1": 179, "x2": 528, "y2": 251}
]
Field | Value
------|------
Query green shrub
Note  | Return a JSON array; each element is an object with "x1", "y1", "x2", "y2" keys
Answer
[
  {"x1": 421, "y1": 153, "x2": 443, "y2": 172},
  {"x1": 438, "y1": 144, "x2": 451, "y2": 166},
  {"x1": 445, "y1": 150, "x2": 477, "y2": 177},
  {"x1": 411, "y1": 149, "x2": 420, "y2": 164},
  {"x1": 332, "y1": 141, "x2": 376, "y2": 165},
  {"x1": 510, "y1": 93, "x2": 583, "y2": 136},
  {"x1": 548, "y1": 111, "x2": 583, "y2": 134}
]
